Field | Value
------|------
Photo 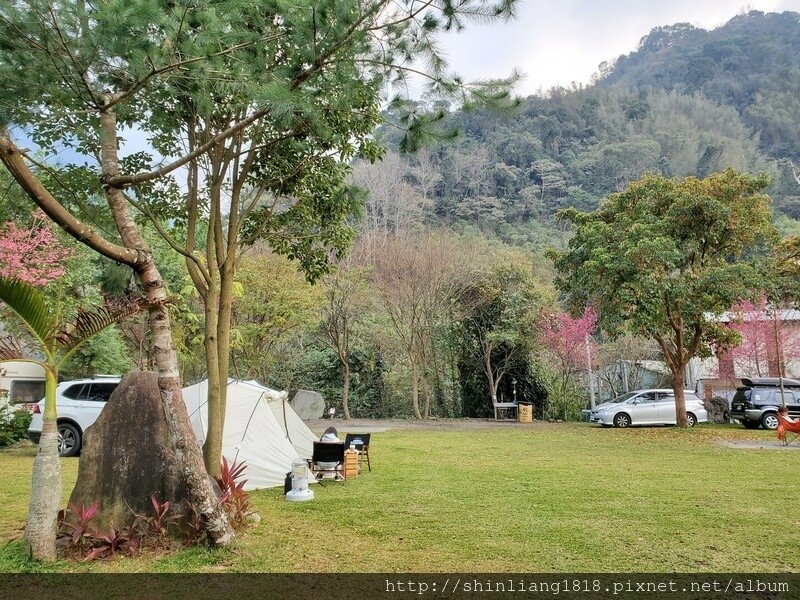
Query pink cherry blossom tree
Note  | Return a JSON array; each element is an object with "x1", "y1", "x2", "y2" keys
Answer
[
  {"x1": 729, "y1": 295, "x2": 800, "y2": 380},
  {"x1": 0, "y1": 213, "x2": 72, "y2": 560},
  {"x1": 536, "y1": 306, "x2": 598, "y2": 420},
  {"x1": 0, "y1": 211, "x2": 72, "y2": 286}
]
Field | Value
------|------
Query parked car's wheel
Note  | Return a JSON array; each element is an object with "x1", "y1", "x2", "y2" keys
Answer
[
  {"x1": 742, "y1": 419, "x2": 760, "y2": 429},
  {"x1": 613, "y1": 413, "x2": 631, "y2": 428},
  {"x1": 761, "y1": 412, "x2": 779, "y2": 431},
  {"x1": 57, "y1": 422, "x2": 81, "y2": 457},
  {"x1": 686, "y1": 412, "x2": 697, "y2": 427}
]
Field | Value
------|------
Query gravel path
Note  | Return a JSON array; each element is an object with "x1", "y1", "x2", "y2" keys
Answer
[
  {"x1": 719, "y1": 439, "x2": 800, "y2": 450},
  {"x1": 305, "y1": 417, "x2": 541, "y2": 434},
  {"x1": 306, "y1": 419, "x2": 800, "y2": 451}
]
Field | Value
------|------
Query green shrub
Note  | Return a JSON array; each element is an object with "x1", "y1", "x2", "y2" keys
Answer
[
  {"x1": 0, "y1": 406, "x2": 32, "y2": 447},
  {"x1": 273, "y1": 343, "x2": 392, "y2": 418}
]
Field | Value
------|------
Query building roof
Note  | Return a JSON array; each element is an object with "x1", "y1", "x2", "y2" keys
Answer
[{"x1": 709, "y1": 309, "x2": 800, "y2": 323}]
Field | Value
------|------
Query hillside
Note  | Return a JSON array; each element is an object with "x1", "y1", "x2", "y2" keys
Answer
[
  {"x1": 366, "y1": 11, "x2": 800, "y2": 251},
  {"x1": 600, "y1": 11, "x2": 800, "y2": 160}
]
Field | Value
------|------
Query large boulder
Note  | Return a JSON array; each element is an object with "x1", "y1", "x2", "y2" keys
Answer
[
  {"x1": 68, "y1": 371, "x2": 192, "y2": 529},
  {"x1": 703, "y1": 395, "x2": 730, "y2": 424},
  {"x1": 290, "y1": 389, "x2": 325, "y2": 420}
]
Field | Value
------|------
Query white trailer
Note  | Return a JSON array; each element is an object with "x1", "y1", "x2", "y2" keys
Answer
[{"x1": 0, "y1": 361, "x2": 46, "y2": 410}]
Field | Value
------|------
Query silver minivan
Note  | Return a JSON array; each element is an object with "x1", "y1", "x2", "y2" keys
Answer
[{"x1": 591, "y1": 389, "x2": 708, "y2": 427}]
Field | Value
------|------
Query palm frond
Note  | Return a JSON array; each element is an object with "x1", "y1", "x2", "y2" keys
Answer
[
  {"x1": 56, "y1": 294, "x2": 147, "y2": 352},
  {"x1": 0, "y1": 277, "x2": 57, "y2": 349},
  {"x1": 0, "y1": 336, "x2": 25, "y2": 361}
]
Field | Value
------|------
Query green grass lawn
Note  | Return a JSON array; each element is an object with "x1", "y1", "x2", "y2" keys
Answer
[{"x1": 1, "y1": 422, "x2": 797, "y2": 573}]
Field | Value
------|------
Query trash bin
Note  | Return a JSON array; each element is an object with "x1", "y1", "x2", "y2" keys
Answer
[{"x1": 518, "y1": 401, "x2": 533, "y2": 423}]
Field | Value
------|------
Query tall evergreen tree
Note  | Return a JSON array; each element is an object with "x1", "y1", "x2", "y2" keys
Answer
[
  {"x1": 0, "y1": 0, "x2": 521, "y2": 519},
  {"x1": 550, "y1": 170, "x2": 777, "y2": 426}
]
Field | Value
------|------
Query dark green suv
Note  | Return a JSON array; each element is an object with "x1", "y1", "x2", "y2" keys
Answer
[{"x1": 730, "y1": 377, "x2": 800, "y2": 430}]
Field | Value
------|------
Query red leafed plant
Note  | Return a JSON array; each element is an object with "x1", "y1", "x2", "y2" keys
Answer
[
  {"x1": 57, "y1": 502, "x2": 138, "y2": 559},
  {"x1": 57, "y1": 502, "x2": 100, "y2": 549},
  {"x1": 131, "y1": 494, "x2": 178, "y2": 548},
  {"x1": 182, "y1": 499, "x2": 205, "y2": 546},
  {"x1": 57, "y1": 496, "x2": 181, "y2": 559},
  {"x1": 216, "y1": 458, "x2": 251, "y2": 529},
  {"x1": 85, "y1": 523, "x2": 130, "y2": 561},
  {"x1": 148, "y1": 494, "x2": 173, "y2": 538},
  {"x1": 55, "y1": 468, "x2": 253, "y2": 560}
]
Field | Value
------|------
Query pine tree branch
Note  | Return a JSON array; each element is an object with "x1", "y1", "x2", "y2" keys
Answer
[
  {"x1": 107, "y1": 1, "x2": 387, "y2": 189},
  {"x1": 105, "y1": 33, "x2": 285, "y2": 111},
  {"x1": 123, "y1": 192, "x2": 210, "y2": 285},
  {"x1": 46, "y1": 4, "x2": 102, "y2": 107},
  {"x1": 368, "y1": 0, "x2": 436, "y2": 30},
  {"x1": 106, "y1": 107, "x2": 273, "y2": 188}
]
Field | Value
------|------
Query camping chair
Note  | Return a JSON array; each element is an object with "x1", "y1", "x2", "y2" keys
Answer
[
  {"x1": 343, "y1": 433, "x2": 372, "y2": 472},
  {"x1": 777, "y1": 410, "x2": 800, "y2": 446},
  {"x1": 308, "y1": 441, "x2": 346, "y2": 481}
]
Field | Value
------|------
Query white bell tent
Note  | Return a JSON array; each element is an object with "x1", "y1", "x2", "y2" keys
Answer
[
  {"x1": 265, "y1": 391, "x2": 317, "y2": 460},
  {"x1": 182, "y1": 379, "x2": 317, "y2": 490}
]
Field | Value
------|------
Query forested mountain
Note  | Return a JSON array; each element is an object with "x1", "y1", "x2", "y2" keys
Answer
[
  {"x1": 600, "y1": 10, "x2": 800, "y2": 161},
  {"x1": 368, "y1": 10, "x2": 800, "y2": 251}
]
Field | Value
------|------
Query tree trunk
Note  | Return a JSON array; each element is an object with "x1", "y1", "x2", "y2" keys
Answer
[
  {"x1": 202, "y1": 155, "x2": 235, "y2": 479},
  {"x1": 410, "y1": 360, "x2": 422, "y2": 419},
  {"x1": 213, "y1": 259, "x2": 237, "y2": 467},
  {"x1": 586, "y1": 334, "x2": 596, "y2": 410},
  {"x1": 100, "y1": 106, "x2": 233, "y2": 545},
  {"x1": 202, "y1": 272, "x2": 223, "y2": 478},
  {"x1": 771, "y1": 313, "x2": 788, "y2": 409},
  {"x1": 201, "y1": 199, "x2": 222, "y2": 478},
  {"x1": 24, "y1": 368, "x2": 60, "y2": 561},
  {"x1": 342, "y1": 359, "x2": 351, "y2": 420},
  {"x1": 421, "y1": 371, "x2": 432, "y2": 418},
  {"x1": 138, "y1": 261, "x2": 233, "y2": 545},
  {"x1": 672, "y1": 365, "x2": 689, "y2": 427},
  {"x1": 485, "y1": 347, "x2": 499, "y2": 403}
]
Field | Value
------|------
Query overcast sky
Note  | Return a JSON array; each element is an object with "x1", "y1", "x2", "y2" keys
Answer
[{"x1": 438, "y1": 0, "x2": 800, "y2": 97}]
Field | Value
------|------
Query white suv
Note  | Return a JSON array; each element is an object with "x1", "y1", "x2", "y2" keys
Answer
[{"x1": 28, "y1": 376, "x2": 121, "y2": 457}]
